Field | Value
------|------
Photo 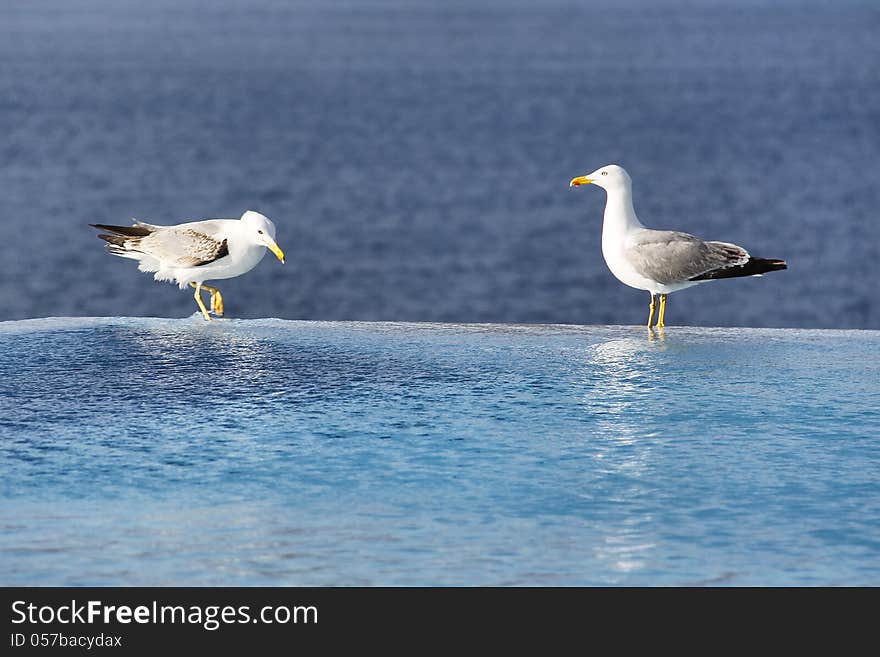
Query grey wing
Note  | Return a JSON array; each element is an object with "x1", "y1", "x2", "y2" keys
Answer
[
  {"x1": 139, "y1": 228, "x2": 229, "y2": 267},
  {"x1": 624, "y1": 230, "x2": 749, "y2": 285}
]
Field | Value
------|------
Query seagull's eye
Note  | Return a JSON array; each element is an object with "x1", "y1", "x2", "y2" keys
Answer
[
  {"x1": 601, "y1": 171, "x2": 608, "y2": 176},
  {"x1": 257, "y1": 230, "x2": 264, "y2": 235}
]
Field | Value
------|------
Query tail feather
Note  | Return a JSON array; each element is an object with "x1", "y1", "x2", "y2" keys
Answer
[
  {"x1": 95, "y1": 233, "x2": 128, "y2": 248},
  {"x1": 691, "y1": 257, "x2": 788, "y2": 281},
  {"x1": 92, "y1": 225, "x2": 149, "y2": 259},
  {"x1": 95, "y1": 232, "x2": 143, "y2": 254}
]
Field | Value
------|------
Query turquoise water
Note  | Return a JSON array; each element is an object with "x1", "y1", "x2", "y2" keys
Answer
[{"x1": 1, "y1": 318, "x2": 878, "y2": 585}]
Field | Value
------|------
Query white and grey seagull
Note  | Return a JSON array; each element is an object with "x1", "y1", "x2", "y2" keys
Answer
[
  {"x1": 91, "y1": 210, "x2": 285, "y2": 320},
  {"x1": 570, "y1": 164, "x2": 787, "y2": 328}
]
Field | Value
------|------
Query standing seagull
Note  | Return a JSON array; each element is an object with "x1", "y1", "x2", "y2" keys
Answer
[
  {"x1": 570, "y1": 165, "x2": 786, "y2": 328},
  {"x1": 91, "y1": 210, "x2": 285, "y2": 320}
]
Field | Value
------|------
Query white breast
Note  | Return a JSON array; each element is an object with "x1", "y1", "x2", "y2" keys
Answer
[
  {"x1": 601, "y1": 227, "x2": 666, "y2": 292},
  {"x1": 599, "y1": 185, "x2": 702, "y2": 295}
]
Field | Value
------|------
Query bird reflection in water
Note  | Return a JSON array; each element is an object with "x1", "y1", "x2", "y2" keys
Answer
[{"x1": 578, "y1": 336, "x2": 670, "y2": 576}]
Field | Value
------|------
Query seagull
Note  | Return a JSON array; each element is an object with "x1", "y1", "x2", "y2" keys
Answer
[
  {"x1": 570, "y1": 164, "x2": 786, "y2": 328},
  {"x1": 90, "y1": 210, "x2": 285, "y2": 320}
]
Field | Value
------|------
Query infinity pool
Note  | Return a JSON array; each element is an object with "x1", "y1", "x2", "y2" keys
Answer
[{"x1": 1, "y1": 318, "x2": 878, "y2": 585}]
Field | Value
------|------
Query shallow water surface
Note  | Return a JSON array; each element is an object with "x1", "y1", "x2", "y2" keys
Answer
[{"x1": 1, "y1": 318, "x2": 878, "y2": 585}]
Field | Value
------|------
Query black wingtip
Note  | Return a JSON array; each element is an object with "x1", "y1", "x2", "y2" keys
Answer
[
  {"x1": 90, "y1": 223, "x2": 153, "y2": 237},
  {"x1": 690, "y1": 257, "x2": 788, "y2": 281}
]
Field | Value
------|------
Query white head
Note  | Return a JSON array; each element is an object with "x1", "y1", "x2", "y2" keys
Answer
[
  {"x1": 241, "y1": 210, "x2": 285, "y2": 263},
  {"x1": 569, "y1": 164, "x2": 632, "y2": 192}
]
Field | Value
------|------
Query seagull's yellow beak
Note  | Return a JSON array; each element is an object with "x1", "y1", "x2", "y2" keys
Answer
[
  {"x1": 569, "y1": 176, "x2": 593, "y2": 187},
  {"x1": 266, "y1": 239, "x2": 285, "y2": 264}
]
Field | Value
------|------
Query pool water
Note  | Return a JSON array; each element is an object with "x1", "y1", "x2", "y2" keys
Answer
[{"x1": 1, "y1": 317, "x2": 878, "y2": 585}]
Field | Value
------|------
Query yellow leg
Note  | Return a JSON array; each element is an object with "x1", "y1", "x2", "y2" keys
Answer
[
  {"x1": 202, "y1": 284, "x2": 224, "y2": 316},
  {"x1": 647, "y1": 293, "x2": 656, "y2": 328},
  {"x1": 657, "y1": 294, "x2": 668, "y2": 328},
  {"x1": 191, "y1": 283, "x2": 224, "y2": 317},
  {"x1": 211, "y1": 289, "x2": 224, "y2": 316},
  {"x1": 192, "y1": 282, "x2": 212, "y2": 321}
]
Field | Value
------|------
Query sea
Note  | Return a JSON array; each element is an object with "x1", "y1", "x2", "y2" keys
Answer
[{"x1": 0, "y1": 0, "x2": 878, "y2": 327}]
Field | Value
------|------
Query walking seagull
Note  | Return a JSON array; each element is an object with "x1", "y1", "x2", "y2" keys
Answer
[
  {"x1": 91, "y1": 210, "x2": 285, "y2": 320},
  {"x1": 570, "y1": 164, "x2": 786, "y2": 328}
]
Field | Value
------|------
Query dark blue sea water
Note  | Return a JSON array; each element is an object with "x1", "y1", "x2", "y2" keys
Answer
[
  {"x1": 1, "y1": 0, "x2": 878, "y2": 328},
  {"x1": 1, "y1": 318, "x2": 879, "y2": 585}
]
